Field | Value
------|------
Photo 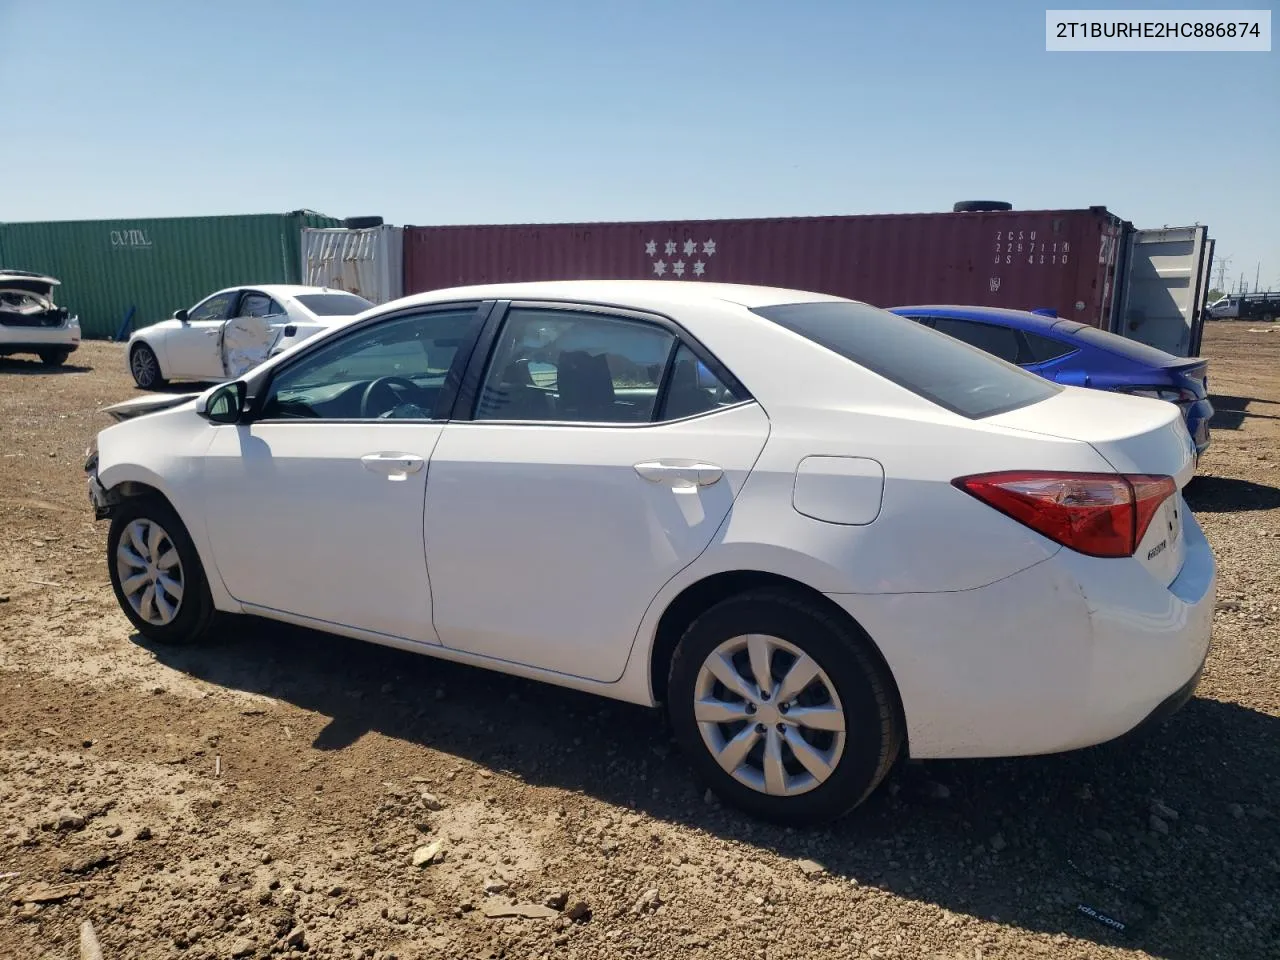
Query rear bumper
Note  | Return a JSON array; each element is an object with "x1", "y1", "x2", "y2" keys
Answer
[
  {"x1": 0, "y1": 318, "x2": 81, "y2": 352},
  {"x1": 827, "y1": 504, "x2": 1215, "y2": 759}
]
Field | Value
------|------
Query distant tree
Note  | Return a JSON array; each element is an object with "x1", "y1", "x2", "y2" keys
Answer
[{"x1": 1204, "y1": 288, "x2": 1224, "y2": 302}]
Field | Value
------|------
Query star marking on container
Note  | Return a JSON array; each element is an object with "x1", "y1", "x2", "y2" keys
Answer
[
  {"x1": 702, "y1": 239, "x2": 716, "y2": 256},
  {"x1": 664, "y1": 240, "x2": 677, "y2": 256},
  {"x1": 672, "y1": 260, "x2": 686, "y2": 277},
  {"x1": 683, "y1": 239, "x2": 698, "y2": 256},
  {"x1": 644, "y1": 240, "x2": 657, "y2": 256},
  {"x1": 693, "y1": 260, "x2": 706, "y2": 277},
  {"x1": 653, "y1": 259, "x2": 667, "y2": 276}
]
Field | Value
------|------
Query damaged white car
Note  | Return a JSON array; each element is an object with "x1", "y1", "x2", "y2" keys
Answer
[
  {"x1": 124, "y1": 285, "x2": 372, "y2": 389},
  {"x1": 0, "y1": 271, "x2": 82, "y2": 367}
]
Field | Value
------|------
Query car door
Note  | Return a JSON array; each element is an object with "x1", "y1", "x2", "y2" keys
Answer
[
  {"x1": 166, "y1": 290, "x2": 241, "y2": 379},
  {"x1": 221, "y1": 291, "x2": 287, "y2": 378},
  {"x1": 423, "y1": 302, "x2": 771, "y2": 683},
  {"x1": 198, "y1": 302, "x2": 488, "y2": 643}
]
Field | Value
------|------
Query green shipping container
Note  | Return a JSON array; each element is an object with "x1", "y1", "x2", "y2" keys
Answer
[{"x1": 0, "y1": 210, "x2": 340, "y2": 339}]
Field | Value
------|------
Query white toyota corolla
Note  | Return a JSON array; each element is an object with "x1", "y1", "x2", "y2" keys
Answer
[{"x1": 85, "y1": 281, "x2": 1215, "y2": 823}]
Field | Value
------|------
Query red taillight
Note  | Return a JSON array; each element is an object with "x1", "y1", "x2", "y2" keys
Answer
[{"x1": 954, "y1": 471, "x2": 1177, "y2": 558}]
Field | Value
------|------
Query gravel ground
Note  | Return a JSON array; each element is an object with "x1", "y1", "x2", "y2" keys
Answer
[{"x1": 2, "y1": 324, "x2": 1278, "y2": 960}]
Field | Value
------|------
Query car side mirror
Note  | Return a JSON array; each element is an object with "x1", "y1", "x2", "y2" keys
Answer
[
  {"x1": 174, "y1": 308, "x2": 189, "y2": 323},
  {"x1": 195, "y1": 380, "x2": 246, "y2": 424},
  {"x1": 283, "y1": 324, "x2": 297, "y2": 337}
]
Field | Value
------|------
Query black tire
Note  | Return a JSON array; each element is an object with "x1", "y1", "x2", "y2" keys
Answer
[
  {"x1": 668, "y1": 589, "x2": 902, "y2": 825},
  {"x1": 107, "y1": 496, "x2": 215, "y2": 645},
  {"x1": 343, "y1": 215, "x2": 384, "y2": 229},
  {"x1": 952, "y1": 200, "x2": 1013, "y2": 213},
  {"x1": 130, "y1": 342, "x2": 165, "y2": 389},
  {"x1": 38, "y1": 349, "x2": 71, "y2": 367}
]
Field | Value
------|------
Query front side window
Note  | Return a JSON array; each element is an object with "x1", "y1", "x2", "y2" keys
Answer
[
  {"x1": 752, "y1": 301, "x2": 1059, "y2": 419},
  {"x1": 188, "y1": 291, "x2": 237, "y2": 323},
  {"x1": 476, "y1": 308, "x2": 676, "y2": 423},
  {"x1": 260, "y1": 308, "x2": 479, "y2": 420}
]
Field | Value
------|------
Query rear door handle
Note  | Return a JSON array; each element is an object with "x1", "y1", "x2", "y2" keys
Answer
[
  {"x1": 634, "y1": 460, "x2": 723, "y2": 488},
  {"x1": 361, "y1": 453, "x2": 425, "y2": 480}
]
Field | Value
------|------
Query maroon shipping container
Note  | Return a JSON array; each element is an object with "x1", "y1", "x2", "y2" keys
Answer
[{"x1": 404, "y1": 208, "x2": 1132, "y2": 330}]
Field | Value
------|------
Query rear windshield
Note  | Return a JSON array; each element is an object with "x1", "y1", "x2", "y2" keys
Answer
[
  {"x1": 751, "y1": 301, "x2": 1060, "y2": 419},
  {"x1": 295, "y1": 293, "x2": 373, "y2": 316},
  {"x1": 1060, "y1": 322, "x2": 1179, "y2": 367}
]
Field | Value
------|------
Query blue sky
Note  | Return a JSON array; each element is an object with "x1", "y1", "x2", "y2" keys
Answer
[{"x1": 2, "y1": 0, "x2": 1276, "y2": 291}]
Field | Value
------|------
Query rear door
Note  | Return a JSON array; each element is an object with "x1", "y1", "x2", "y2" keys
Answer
[
  {"x1": 1115, "y1": 226, "x2": 1213, "y2": 358},
  {"x1": 423, "y1": 302, "x2": 770, "y2": 683}
]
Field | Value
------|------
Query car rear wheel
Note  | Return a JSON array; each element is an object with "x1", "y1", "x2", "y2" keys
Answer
[
  {"x1": 107, "y1": 497, "x2": 215, "y2": 645},
  {"x1": 38, "y1": 349, "x2": 71, "y2": 367},
  {"x1": 130, "y1": 343, "x2": 165, "y2": 389},
  {"x1": 668, "y1": 589, "x2": 902, "y2": 824}
]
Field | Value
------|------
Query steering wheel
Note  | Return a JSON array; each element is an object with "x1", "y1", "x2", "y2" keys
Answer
[{"x1": 360, "y1": 376, "x2": 418, "y2": 418}]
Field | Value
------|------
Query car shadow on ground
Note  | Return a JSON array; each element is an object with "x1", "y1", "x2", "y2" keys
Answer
[
  {"x1": 0, "y1": 357, "x2": 93, "y2": 375},
  {"x1": 140, "y1": 620, "x2": 1280, "y2": 960},
  {"x1": 1185, "y1": 475, "x2": 1280, "y2": 513},
  {"x1": 1209, "y1": 394, "x2": 1280, "y2": 431}
]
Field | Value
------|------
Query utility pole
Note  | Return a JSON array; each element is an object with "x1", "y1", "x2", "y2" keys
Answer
[{"x1": 1255, "y1": 262, "x2": 1261, "y2": 295}]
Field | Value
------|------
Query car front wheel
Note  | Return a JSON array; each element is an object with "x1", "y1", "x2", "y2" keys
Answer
[
  {"x1": 130, "y1": 343, "x2": 165, "y2": 389},
  {"x1": 107, "y1": 497, "x2": 215, "y2": 645},
  {"x1": 668, "y1": 589, "x2": 902, "y2": 824},
  {"x1": 39, "y1": 349, "x2": 71, "y2": 367}
]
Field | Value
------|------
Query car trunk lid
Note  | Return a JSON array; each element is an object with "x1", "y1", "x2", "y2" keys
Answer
[{"x1": 986, "y1": 386, "x2": 1195, "y2": 586}]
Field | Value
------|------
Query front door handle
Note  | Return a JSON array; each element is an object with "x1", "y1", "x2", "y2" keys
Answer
[
  {"x1": 361, "y1": 453, "x2": 425, "y2": 481},
  {"x1": 634, "y1": 460, "x2": 723, "y2": 488}
]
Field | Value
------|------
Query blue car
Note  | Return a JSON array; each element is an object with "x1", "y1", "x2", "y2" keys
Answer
[{"x1": 888, "y1": 305, "x2": 1213, "y2": 458}]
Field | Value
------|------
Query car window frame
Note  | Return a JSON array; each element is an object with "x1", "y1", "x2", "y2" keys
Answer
[
  {"x1": 187, "y1": 289, "x2": 242, "y2": 324},
  {"x1": 236, "y1": 290, "x2": 275, "y2": 320},
  {"x1": 242, "y1": 300, "x2": 492, "y2": 424},
  {"x1": 452, "y1": 299, "x2": 754, "y2": 428}
]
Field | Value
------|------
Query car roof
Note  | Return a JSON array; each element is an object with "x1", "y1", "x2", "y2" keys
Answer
[
  {"x1": 234, "y1": 284, "x2": 362, "y2": 299},
  {"x1": 399, "y1": 280, "x2": 854, "y2": 312},
  {"x1": 889, "y1": 304, "x2": 1068, "y2": 334}
]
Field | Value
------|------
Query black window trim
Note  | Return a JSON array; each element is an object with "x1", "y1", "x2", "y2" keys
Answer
[
  {"x1": 449, "y1": 298, "x2": 756, "y2": 428},
  {"x1": 240, "y1": 299, "x2": 494, "y2": 424}
]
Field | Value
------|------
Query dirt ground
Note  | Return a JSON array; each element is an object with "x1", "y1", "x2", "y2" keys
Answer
[{"x1": 2, "y1": 324, "x2": 1278, "y2": 960}]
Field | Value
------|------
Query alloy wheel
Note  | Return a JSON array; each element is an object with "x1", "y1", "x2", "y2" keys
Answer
[
  {"x1": 115, "y1": 518, "x2": 184, "y2": 626},
  {"x1": 693, "y1": 634, "x2": 846, "y2": 797}
]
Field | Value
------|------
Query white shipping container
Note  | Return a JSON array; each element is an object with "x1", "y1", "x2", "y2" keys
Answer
[{"x1": 302, "y1": 225, "x2": 404, "y2": 305}]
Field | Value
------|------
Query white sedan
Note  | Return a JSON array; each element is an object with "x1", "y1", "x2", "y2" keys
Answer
[
  {"x1": 124, "y1": 284, "x2": 373, "y2": 389},
  {"x1": 86, "y1": 281, "x2": 1215, "y2": 823}
]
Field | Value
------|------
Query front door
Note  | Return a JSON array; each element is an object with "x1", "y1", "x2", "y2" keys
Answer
[
  {"x1": 167, "y1": 290, "x2": 241, "y2": 379},
  {"x1": 424, "y1": 304, "x2": 770, "y2": 683},
  {"x1": 198, "y1": 304, "x2": 485, "y2": 643}
]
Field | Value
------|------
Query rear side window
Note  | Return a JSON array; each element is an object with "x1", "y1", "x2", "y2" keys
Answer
[
  {"x1": 931, "y1": 317, "x2": 1022, "y2": 364},
  {"x1": 295, "y1": 293, "x2": 373, "y2": 316},
  {"x1": 1021, "y1": 330, "x2": 1076, "y2": 363},
  {"x1": 751, "y1": 301, "x2": 1060, "y2": 419}
]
